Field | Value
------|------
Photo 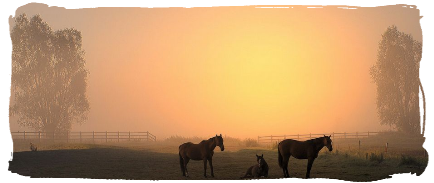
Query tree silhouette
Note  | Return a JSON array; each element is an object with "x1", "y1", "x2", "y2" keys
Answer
[
  {"x1": 0, "y1": 93, "x2": 9, "y2": 134},
  {"x1": 370, "y1": 25, "x2": 424, "y2": 135},
  {"x1": 10, "y1": 14, "x2": 90, "y2": 133}
]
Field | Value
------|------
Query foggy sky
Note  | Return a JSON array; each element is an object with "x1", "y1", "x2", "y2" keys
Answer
[{"x1": 9, "y1": 3, "x2": 423, "y2": 139}]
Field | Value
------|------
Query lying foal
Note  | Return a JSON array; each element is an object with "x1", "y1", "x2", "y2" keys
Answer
[{"x1": 241, "y1": 154, "x2": 269, "y2": 179}]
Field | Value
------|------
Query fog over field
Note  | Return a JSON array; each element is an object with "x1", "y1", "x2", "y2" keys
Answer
[{"x1": 0, "y1": 0, "x2": 434, "y2": 139}]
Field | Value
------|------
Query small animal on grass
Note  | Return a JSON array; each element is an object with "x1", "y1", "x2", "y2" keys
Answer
[
  {"x1": 278, "y1": 135, "x2": 333, "y2": 178},
  {"x1": 240, "y1": 154, "x2": 269, "y2": 179},
  {"x1": 179, "y1": 134, "x2": 225, "y2": 177},
  {"x1": 30, "y1": 142, "x2": 37, "y2": 152}
]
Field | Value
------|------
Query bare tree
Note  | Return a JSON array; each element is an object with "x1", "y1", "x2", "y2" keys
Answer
[
  {"x1": 10, "y1": 14, "x2": 90, "y2": 133},
  {"x1": 370, "y1": 25, "x2": 424, "y2": 135}
]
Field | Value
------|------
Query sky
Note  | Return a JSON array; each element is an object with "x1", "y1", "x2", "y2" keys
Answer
[{"x1": 8, "y1": 3, "x2": 423, "y2": 139}]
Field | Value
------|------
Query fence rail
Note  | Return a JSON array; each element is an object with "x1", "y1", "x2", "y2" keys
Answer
[
  {"x1": 11, "y1": 131, "x2": 157, "y2": 142},
  {"x1": 258, "y1": 132, "x2": 380, "y2": 144}
]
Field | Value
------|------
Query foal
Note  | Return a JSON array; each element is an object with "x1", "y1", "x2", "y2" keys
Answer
[{"x1": 241, "y1": 154, "x2": 269, "y2": 179}]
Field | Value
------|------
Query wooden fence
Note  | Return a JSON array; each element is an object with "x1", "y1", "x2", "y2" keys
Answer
[
  {"x1": 11, "y1": 131, "x2": 157, "y2": 142},
  {"x1": 258, "y1": 132, "x2": 380, "y2": 144}
]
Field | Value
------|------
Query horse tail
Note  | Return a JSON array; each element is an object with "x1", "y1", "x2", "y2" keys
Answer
[
  {"x1": 179, "y1": 152, "x2": 185, "y2": 174},
  {"x1": 278, "y1": 142, "x2": 283, "y2": 168}
]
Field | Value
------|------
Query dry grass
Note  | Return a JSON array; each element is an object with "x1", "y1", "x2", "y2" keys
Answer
[{"x1": 9, "y1": 132, "x2": 428, "y2": 181}]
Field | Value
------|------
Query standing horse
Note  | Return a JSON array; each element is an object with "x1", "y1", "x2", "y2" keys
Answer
[
  {"x1": 278, "y1": 135, "x2": 333, "y2": 178},
  {"x1": 179, "y1": 134, "x2": 225, "y2": 177}
]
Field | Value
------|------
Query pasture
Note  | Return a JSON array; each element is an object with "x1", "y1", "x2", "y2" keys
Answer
[{"x1": 9, "y1": 132, "x2": 428, "y2": 181}]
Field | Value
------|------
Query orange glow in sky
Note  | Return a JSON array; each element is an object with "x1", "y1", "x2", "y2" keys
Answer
[{"x1": 10, "y1": 4, "x2": 422, "y2": 139}]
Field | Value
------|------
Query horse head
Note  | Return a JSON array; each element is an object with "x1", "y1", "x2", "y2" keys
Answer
[
  {"x1": 323, "y1": 135, "x2": 333, "y2": 151},
  {"x1": 256, "y1": 154, "x2": 264, "y2": 168},
  {"x1": 215, "y1": 134, "x2": 225, "y2": 151}
]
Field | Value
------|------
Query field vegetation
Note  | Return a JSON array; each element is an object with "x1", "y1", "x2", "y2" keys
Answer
[{"x1": 9, "y1": 132, "x2": 428, "y2": 181}]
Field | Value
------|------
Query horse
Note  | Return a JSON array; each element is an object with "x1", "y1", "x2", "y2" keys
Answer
[
  {"x1": 278, "y1": 135, "x2": 333, "y2": 178},
  {"x1": 240, "y1": 154, "x2": 269, "y2": 179},
  {"x1": 179, "y1": 134, "x2": 225, "y2": 177}
]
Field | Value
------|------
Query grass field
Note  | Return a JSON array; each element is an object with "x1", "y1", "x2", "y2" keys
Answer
[{"x1": 8, "y1": 132, "x2": 428, "y2": 181}]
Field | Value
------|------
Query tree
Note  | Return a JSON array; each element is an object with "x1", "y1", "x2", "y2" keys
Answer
[
  {"x1": 0, "y1": 93, "x2": 10, "y2": 134},
  {"x1": 10, "y1": 14, "x2": 90, "y2": 133},
  {"x1": 370, "y1": 25, "x2": 424, "y2": 135}
]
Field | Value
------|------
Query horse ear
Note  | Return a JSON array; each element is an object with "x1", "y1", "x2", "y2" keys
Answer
[
  {"x1": 216, "y1": 134, "x2": 218, "y2": 137},
  {"x1": 220, "y1": 134, "x2": 222, "y2": 137},
  {"x1": 261, "y1": 154, "x2": 263, "y2": 157},
  {"x1": 256, "y1": 154, "x2": 258, "y2": 157}
]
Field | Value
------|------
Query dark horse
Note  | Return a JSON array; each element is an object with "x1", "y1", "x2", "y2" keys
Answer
[
  {"x1": 240, "y1": 154, "x2": 269, "y2": 179},
  {"x1": 179, "y1": 134, "x2": 225, "y2": 177},
  {"x1": 278, "y1": 135, "x2": 333, "y2": 178}
]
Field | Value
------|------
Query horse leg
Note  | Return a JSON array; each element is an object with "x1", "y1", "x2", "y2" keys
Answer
[
  {"x1": 208, "y1": 158, "x2": 214, "y2": 177},
  {"x1": 306, "y1": 158, "x2": 315, "y2": 178},
  {"x1": 283, "y1": 155, "x2": 290, "y2": 178},
  {"x1": 184, "y1": 158, "x2": 190, "y2": 177},
  {"x1": 203, "y1": 159, "x2": 208, "y2": 178}
]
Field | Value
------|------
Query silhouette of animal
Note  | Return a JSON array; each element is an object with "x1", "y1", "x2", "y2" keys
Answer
[
  {"x1": 278, "y1": 135, "x2": 333, "y2": 178},
  {"x1": 30, "y1": 142, "x2": 37, "y2": 152},
  {"x1": 179, "y1": 134, "x2": 225, "y2": 177},
  {"x1": 241, "y1": 154, "x2": 269, "y2": 179}
]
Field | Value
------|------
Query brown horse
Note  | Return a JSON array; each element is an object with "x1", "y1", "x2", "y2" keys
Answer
[
  {"x1": 278, "y1": 135, "x2": 333, "y2": 178},
  {"x1": 240, "y1": 154, "x2": 269, "y2": 179},
  {"x1": 179, "y1": 134, "x2": 225, "y2": 177}
]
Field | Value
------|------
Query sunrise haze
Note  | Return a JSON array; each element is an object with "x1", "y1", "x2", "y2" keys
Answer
[{"x1": 9, "y1": 4, "x2": 422, "y2": 139}]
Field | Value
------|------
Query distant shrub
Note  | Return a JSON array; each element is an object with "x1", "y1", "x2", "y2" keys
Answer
[
  {"x1": 164, "y1": 135, "x2": 203, "y2": 144},
  {"x1": 399, "y1": 155, "x2": 423, "y2": 167},
  {"x1": 271, "y1": 142, "x2": 279, "y2": 150},
  {"x1": 369, "y1": 152, "x2": 384, "y2": 163},
  {"x1": 243, "y1": 138, "x2": 259, "y2": 147}
]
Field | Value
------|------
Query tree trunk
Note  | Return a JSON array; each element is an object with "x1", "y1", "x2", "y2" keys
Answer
[{"x1": 419, "y1": 78, "x2": 426, "y2": 136}]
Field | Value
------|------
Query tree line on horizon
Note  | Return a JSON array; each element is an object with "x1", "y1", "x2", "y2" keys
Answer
[{"x1": 9, "y1": 14, "x2": 425, "y2": 136}]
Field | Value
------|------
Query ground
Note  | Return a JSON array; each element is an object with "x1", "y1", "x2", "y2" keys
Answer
[{"x1": 8, "y1": 133, "x2": 428, "y2": 181}]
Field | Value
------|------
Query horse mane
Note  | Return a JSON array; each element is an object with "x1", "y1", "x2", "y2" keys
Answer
[
  {"x1": 305, "y1": 136, "x2": 325, "y2": 143},
  {"x1": 199, "y1": 137, "x2": 215, "y2": 144}
]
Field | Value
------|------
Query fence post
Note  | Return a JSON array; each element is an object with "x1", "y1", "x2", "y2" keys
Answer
[
  {"x1": 106, "y1": 131, "x2": 108, "y2": 143},
  {"x1": 385, "y1": 142, "x2": 388, "y2": 153},
  {"x1": 297, "y1": 134, "x2": 299, "y2": 140},
  {"x1": 270, "y1": 135, "x2": 273, "y2": 143},
  {"x1": 53, "y1": 132, "x2": 55, "y2": 142},
  {"x1": 24, "y1": 131, "x2": 26, "y2": 140},
  {"x1": 93, "y1": 131, "x2": 95, "y2": 143},
  {"x1": 147, "y1": 131, "x2": 149, "y2": 141},
  {"x1": 368, "y1": 131, "x2": 370, "y2": 137},
  {"x1": 129, "y1": 131, "x2": 131, "y2": 141},
  {"x1": 359, "y1": 140, "x2": 361, "y2": 151},
  {"x1": 310, "y1": 133, "x2": 311, "y2": 138},
  {"x1": 332, "y1": 132, "x2": 335, "y2": 141},
  {"x1": 80, "y1": 131, "x2": 82, "y2": 143},
  {"x1": 284, "y1": 135, "x2": 286, "y2": 140},
  {"x1": 67, "y1": 131, "x2": 69, "y2": 143},
  {"x1": 118, "y1": 131, "x2": 120, "y2": 142},
  {"x1": 38, "y1": 131, "x2": 41, "y2": 142}
]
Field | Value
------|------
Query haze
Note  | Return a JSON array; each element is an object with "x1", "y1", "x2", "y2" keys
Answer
[{"x1": 9, "y1": 4, "x2": 422, "y2": 139}]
